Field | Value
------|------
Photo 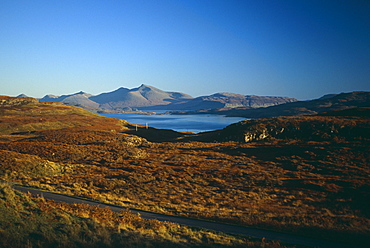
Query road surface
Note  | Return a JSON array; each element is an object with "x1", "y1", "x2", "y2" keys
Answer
[{"x1": 14, "y1": 185, "x2": 362, "y2": 248}]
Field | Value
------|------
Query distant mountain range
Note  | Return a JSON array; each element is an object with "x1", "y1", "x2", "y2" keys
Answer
[
  {"x1": 173, "y1": 91, "x2": 370, "y2": 118},
  {"x1": 141, "y1": 92, "x2": 297, "y2": 111},
  {"x1": 19, "y1": 85, "x2": 369, "y2": 118},
  {"x1": 35, "y1": 84, "x2": 297, "y2": 112}
]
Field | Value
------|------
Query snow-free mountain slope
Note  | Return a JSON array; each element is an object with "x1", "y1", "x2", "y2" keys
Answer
[
  {"x1": 40, "y1": 91, "x2": 99, "y2": 108},
  {"x1": 155, "y1": 93, "x2": 297, "y2": 110},
  {"x1": 82, "y1": 84, "x2": 193, "y2": 109},
  {"x1": 179, "y1": 91, "x2": 370, "y2": 118},
  {"x1": 37, "y1": 84, "x2": 296, "y2": 112}
]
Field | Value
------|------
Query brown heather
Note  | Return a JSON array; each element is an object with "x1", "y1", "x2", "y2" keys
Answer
[
  {"x1": 1, "y1": 182, "x2": 285, "y2": 248},
  {"x1": 0, "y1": 96, "x2": 369, "y2": 247}
]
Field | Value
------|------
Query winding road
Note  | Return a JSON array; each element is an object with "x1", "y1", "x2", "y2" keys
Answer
[{"x1": 14, "y1": 185, "x2": 362, "y2": 248}]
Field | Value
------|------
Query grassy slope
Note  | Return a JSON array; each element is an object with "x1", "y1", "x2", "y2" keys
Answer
[
  {"x1": 0, "y1": 96, "x2": 369, "y2": 247},
  {"x1": 0, "y1": 96, "x2": 131, "y2": 135},
  {"x1": 1, "y1": 182, "x2": 284, "y2": 248}
]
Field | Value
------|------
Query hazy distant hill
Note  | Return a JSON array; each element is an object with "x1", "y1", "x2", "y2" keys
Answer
[
  {"x1": 36, "y1": 84, "x2": 296, "y2": 112},
  {"x1": 40, "y1": 91, "x2": 99, "y2": 109},
  {"x1": 174, "y1": 91, "x2": 370, "y2": 118},
  {"x1": 17, "y1": 94, "x2": 29, "y2": 98},
  {"x1": 147, "y1": 92, "x2": 297, "y2": 110},
  {"x1": 90, "y1": 84, "x2": 193, "y2": 109},
  {"x1": 35, "y1": 87, "x2": 369, "y2": 117}
]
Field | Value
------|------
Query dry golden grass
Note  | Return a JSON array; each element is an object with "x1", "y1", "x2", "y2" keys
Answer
[
  {"x1": 1, "y1": 96, "x2": 369, "y2": 247},
  {"x1": 2, "y1": 182, "x2": 288, "y2": 248}
]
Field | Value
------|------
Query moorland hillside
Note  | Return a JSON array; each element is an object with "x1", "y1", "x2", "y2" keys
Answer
[
  {"x1": 193, "y1": 107, "x2": 370, "y2": 143},
  {"x1": 0, "y1": 96, "x2": 369, "y2": 247},
  {"x1": 1, "y1": 182, "x2": 272, "y2": 248}
]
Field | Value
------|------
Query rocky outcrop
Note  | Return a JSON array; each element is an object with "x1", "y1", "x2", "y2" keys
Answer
[
  {"x1": 213, "y1": 107, "x2": 370, "y2": 142},
  {"x1": 243, "y1": 127, "x2": 284, "y2": 142}
]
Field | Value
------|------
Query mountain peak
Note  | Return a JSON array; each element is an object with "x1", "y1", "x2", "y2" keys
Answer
[
  {"x1": 35, "y1": 85, "x2": 323, "y2": 113},
  {"x1": 42, "y1": 94, "x2": 59, "y2": 99},
  {"x1": 90, "y1": 85, "x2": 193, "y2": 108},
  {"x1": 136, "y1": 84, "x2": 159, "y2": 91}
]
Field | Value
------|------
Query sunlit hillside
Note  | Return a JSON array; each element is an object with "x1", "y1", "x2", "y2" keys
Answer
[
  {"x1": 1, "y1": 182, "x2": 287, "y2": 248},
  {"x1": 0, "y1": 96, "x2": 369, "y2": 247}
]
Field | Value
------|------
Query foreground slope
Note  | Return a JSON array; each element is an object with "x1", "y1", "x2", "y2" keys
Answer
[
  {"x1": 0, "y1": 96, "x2": 369, "y2": 247},
  {"x1": 1, "y1": 183, "x2": 274, "y2": 248},
  {"x1": 0, "y1": 96, "x2": 289, "y2": 247}
]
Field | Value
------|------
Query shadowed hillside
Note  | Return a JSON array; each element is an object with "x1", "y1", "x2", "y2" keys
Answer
[
  {"x1": 192, "y1": 107, "x2": 370, "y2": 143},
  {"x1": 173, "y1": 91, "x2": 370, "y2": 118}
]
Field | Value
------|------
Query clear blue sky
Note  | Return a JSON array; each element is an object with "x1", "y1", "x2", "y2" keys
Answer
[{"x1": 0, "y1": 0, "x2": 369, "y2": 100}]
